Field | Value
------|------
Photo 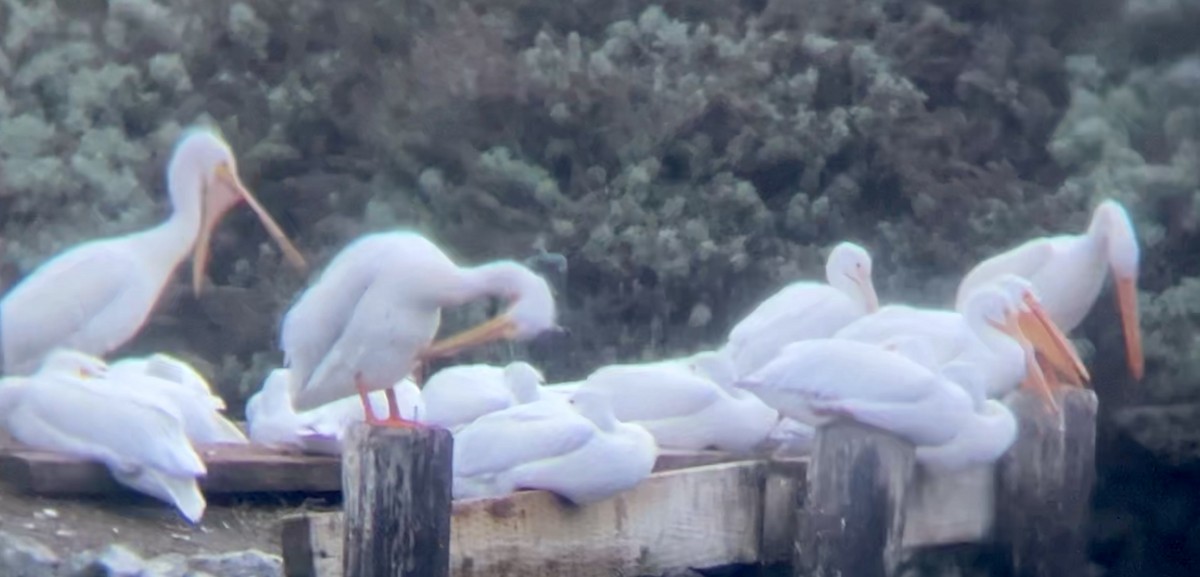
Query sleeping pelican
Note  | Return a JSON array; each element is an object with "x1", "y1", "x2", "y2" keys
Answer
[
  {"x1": 735, "y1": 339, "x2": 1018, "y2": 470},
  {"x1": 955, "y1": 199, "x2": 1143, "y2": 380},
  {"x1": 720, "y1": 242, "x2": 879, "y2": 378},
  {"x1": 280, "y1": 230, "x2": 558, "y2": 427},
  {"x1": 421, "y1": 361, "x2": 547, "y2": 431},
  {"x1": 0, "y1": 349, "x2": 208, "y2": 522},
  {"x1": 104, "y1": 355, "x2": 247, "y2": 445},
  {"x1": 452, "y1": 388, "x2": 657, "y2": 504},
  {"x1": 577, "y1": 350, "x2": 779, "y2": 453},
  {"x1": 0, "y1": 127, "x2": 307, "y2": 376}
]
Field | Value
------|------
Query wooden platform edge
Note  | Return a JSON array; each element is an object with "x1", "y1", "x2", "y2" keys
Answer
[
  {"x1": 0, "y1": 444, "x2": 748, "y2": 497},
  {"x1": 281, "y1": 458, "x2": 810, "y2": 577}
]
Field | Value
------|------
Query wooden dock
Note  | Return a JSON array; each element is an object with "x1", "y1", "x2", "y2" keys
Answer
[
  {"x1": 283, "y1": 388, "x2": 1099, "y2": 577},
  {"x1": 282, "y1": 457, "x2": 808, "y2": 577}
]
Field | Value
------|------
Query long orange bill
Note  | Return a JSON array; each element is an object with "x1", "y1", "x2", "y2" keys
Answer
[
  {"x1": 1115, "y1": 275, "x2": 1144, "y2": 381},
  {"x1": 1016, "y1": 293, "x2": 1091, "y2": 385},
  {"x1": 420, "y1": 314, "x2": 518, "y2": 361},
  {"x1": 996, "y1": 314, "x2": 1060, "y2": 415},
  {"x1": 192, "y1": 164, "x2": 309, "y2": 296}
]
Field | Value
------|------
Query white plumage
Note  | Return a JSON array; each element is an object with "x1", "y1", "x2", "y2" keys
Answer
[
  {"x1": 736, "y1": 339, "x2": 1017, "y2": 470},
  {"x1": 452, "y1": 389, "x2": 656, "y2": 504},
  {"x1": 721, "y1": 242, "x2": 879, "y2": 378},
  {"x1": 421, "y1": 361, "x2": 546, "y2": 431},
  {"x1": 955, "y1": 199, "x2": 1143, "y2": 380},
  {"x1": 0, "y1": 350, "x2": 208, "y2": 522},
  {"x1": 0, "y1": 127, "x2": 306, "y2": 376},
  {"x1": 279, "y1": 230, "x2": 558, "y2": 424},
  {"x1": 578, "y1": 350, "x2": 779, "y2": 453}
]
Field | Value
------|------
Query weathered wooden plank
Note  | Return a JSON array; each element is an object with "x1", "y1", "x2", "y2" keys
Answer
[
  {"x1": 342, "y1": 424, "x2": 453, "y2": 577},
  {"x1": 281, "y1": 459, "x2": 784, "y2": 577},
  {"x1": 760, "y1": 457, "x2": 809, "y2": 565},
  {"x1": 0, "y1": 443, "x2": 729, "y2": 496},
  {"x1": 901, "y1": 465, "x2": 996, "y2": 548},
  {"x1": 795, "y1": 420, "x2": 916, "y2": 577},
  {"x1": 994, "y1": 387, "x2": 1098, "y2": 577},
  {"x1": 0, "y1": 442, "x2": 341, "y2": 495}
]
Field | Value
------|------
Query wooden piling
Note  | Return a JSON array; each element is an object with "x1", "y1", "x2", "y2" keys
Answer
[
  {"x1": 994, "y1": 387, "x2": 1098, "y2": 577},
  {"x1": 794, "y1": 420, "x2": 916, "y2": 577},
  {"x1": 340, "y1": 424, "x2": 453, "y2": 577}
]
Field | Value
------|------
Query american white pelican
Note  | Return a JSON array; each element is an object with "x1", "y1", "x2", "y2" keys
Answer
[
  {"x1": 720, "y1": 242, "x2": 879, "y2": 377},
  {"x1": 955, "y1": 199, "x2": 1143, "y2": 380},
  {"x1": 280, "y1": 230, "x2": 557, "y2": 427},
  {"x1": 0, "y1": 350, "x2": 208, "y2": 522},
  {"x1": 735, "y1": 339, "x2": 1018, "y2": 470},
  {"x1": 421, "y1": 361, "x2": 546, "y2": 431},
  {"x1": 577, "y1": 350, "x2": 779, "y2": 453},
  {"x1": 835, "y1": 280, "x2": 1073, "y2": 410},
  {"x1": 451, "y1": 389, "x2": 657, "y2": 504},
  {"x1": 0, "y1": 127, "x2": 307, "y2": 376},
  {"x1": 104, "y1": 355, "x2": 247, "y2": 445},
  {"x1": 246, "y1": 368, "x2": 423, "y2": 455}
]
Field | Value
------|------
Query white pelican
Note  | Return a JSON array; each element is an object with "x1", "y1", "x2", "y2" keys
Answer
[
  {"x1": 421, "y1": 361, "x2": 547, "y2": 431},
  {"x1": 0, "y1": 127, "x2": 307, "y2": 376},
  {"x1": 577, "y1": 350, "x2": 779, "y2": 453},
  {"x1": 108, "y1": 353, "x2": 225, "y2": 409},
  {"x1": 835, "y1": 280, "x2": 1080, "y2": 411},
  {"x1": 280, "y1": 230, "x2": 558, "y2": 427},
  {"x1": 720, "y1": 242, "x2": 879, "y2": 377},
  {"x1": 104, "y1": 356, "x2": 247, "y2": 445},
  {"x1": 451, "y1": 389, "x2": 657, "y2": 504},
  {"x1": 735, "y1": 339, "x2": 1018, "y2": 470},
  {"x1": 246, "y1": 368, "x2": 423, "y2": 455},
  {"x1": 955, "y1": 199, "x2": 1143, "y2": 380},
  {"x1": 0, "y1": 350, "x2": 208, "y2": 522}
]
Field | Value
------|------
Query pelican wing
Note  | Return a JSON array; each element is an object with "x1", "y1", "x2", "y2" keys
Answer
[
  {"x1": 12, "y1": 375, "x2": 204, "y2": 477},
  {"x1": 580, "y1": 366, "x2": 721, "y2": 422},
  {"x1": 727, "y1": 283, "x2": 834, "y2": 344},
  {"x1": 2, "y1": 245, "x2": 154, "y2": 374},
  {"x1": 956, "y1": 239, "x2": 1057, "y2": 308},
  {"x1": 743, "y1": 339, "x2": 937, "y2": 404},
  {"x1": 454, "y1": 401, "x2": 593, "y2": 478}
]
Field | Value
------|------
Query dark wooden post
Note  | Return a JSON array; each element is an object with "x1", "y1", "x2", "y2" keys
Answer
[
  {"x1": 994, "y1": 387, "x2": 1098, "y2": 577},
  {"x1": 794, "y1": 420, "x2": 916, "y2": 577},
  {"x1": 341, "y1": 424, "x2": 454, "y2": 577}
]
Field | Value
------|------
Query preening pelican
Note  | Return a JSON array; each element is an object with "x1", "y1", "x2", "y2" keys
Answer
[
  {"x1": 955, "y1": 199, "x2": 1143, "y2": 380},
  {"x1": 721, "y1": 242, "x2": 879, "y2": 377},
  {"x1": 280, "y1": 231, "x2": 558, "y2": 426},
  {"x1": 735, "y1": 339, "x2": 1017, "y2": 470},
  {"x1": 246, "y1": 368, "x2": 423, "y2": 455},
  {"x1": 452, "y1": 389, "x2": 656, "y2": 504},
  {"x1": 421, "y1": 361, "x2": 547, "y2": 431},
  {"x1": 0, "y1": 350, "x2": 208, "y2": 522},
  {"x1": 578, "y1": 350, "x2": 779, "y2": 453},
  {"x1": 0, "y1": 127, "x2": 307, "y2": 376}
]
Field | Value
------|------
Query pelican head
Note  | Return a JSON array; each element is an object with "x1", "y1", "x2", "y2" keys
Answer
[
  {"x1": 989, "y1": 274, "x2": 1091, "y2": 386},
  {"x1": 825, "y1": 242, "x2": 879, "y2": 313},
  {"x1": 503, "y1": 361, "x2": 545, "y2": 403},
  {"x1": 169, "y1": 127, "x2": 308, "y2": 297},
  {"x1": 1090, "y1": 199, "x2": 1143, "y2": 380},
  {"x1": 421, "y1": 262, "x2": 560, "y2": 359},
  {"x1": 568, "y1": 388, "x2": 618, "y2": 431}
]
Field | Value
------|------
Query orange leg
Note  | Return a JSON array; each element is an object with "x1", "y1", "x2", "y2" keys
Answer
[{"x1": 356, "y1": 374, "x2": 421, "y2": 429}]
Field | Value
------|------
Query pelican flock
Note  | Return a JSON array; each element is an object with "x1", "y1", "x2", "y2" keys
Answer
[{"x1": 0, "y1": 123, "x2": 1143, "y2": 523}]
